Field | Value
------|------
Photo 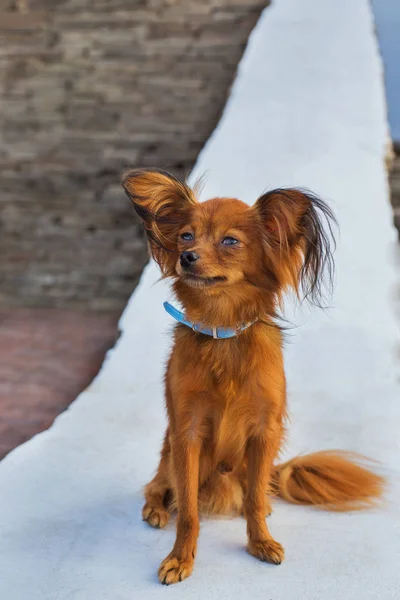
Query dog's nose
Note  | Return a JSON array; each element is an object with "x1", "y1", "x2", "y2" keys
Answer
[{"x1": 180, "y1": 251, "x2": 200, "y2": 269}]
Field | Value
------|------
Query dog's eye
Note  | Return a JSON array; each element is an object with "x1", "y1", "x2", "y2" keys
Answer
[
  {"x1": 181, "y1": 232, "x2": 194, "y2": 241},
  {"x1": 221, "y1": 236, "x2": 239, "y2": 246}
]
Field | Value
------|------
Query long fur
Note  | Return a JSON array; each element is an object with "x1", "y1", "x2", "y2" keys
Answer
[
  {"x1": 271, "y1": 451, "x2": 385, "y2": 511},
  {"x1": 122, "y1": 168, "x2": 197, "y2": 276},
  {"x1": 255, "y1": 188, "x2": 337, "y2": 306},
  {"x1": 121, "y1": 169, "x2": 385, "y2": 585}
]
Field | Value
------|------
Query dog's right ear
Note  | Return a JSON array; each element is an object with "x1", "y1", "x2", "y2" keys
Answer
[{"x1": 121, "y1": 169, "x2": 197, "y2": 275}]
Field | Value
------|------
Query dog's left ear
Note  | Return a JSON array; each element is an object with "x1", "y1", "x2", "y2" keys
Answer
[
  {"x1": 122, "y1": 168, "x2": 197, "y2": 276},
  {"x1": 254, "y1": 188, "x2": 336, "y2": 304}
]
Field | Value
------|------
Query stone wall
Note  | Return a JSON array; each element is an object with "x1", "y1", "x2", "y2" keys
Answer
[
  {"x1": 0, "y1": 0, "x2": 266, "y2": 310},
  {"x1": 389, "y1": 151, "x2": 400, "y2": 237}
]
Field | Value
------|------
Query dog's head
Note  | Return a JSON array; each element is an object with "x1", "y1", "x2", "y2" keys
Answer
[{"x1": 122, "y1": 169, "x2": 335, "y2": 310}]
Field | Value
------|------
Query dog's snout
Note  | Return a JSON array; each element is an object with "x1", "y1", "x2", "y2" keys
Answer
[{"x1": 180, "y1": 251, "x2": 200, "y2": 269}]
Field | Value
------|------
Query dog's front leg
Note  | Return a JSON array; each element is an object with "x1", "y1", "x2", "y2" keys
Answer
[
  {"x1": 245, "y1": 426, "x2": 285, "y2": 565},
  {"x1": 158, "y1": 431, "x2": 200, "y2": 585},
  {"x1": 142, "y1": 428, "x2": 172, "y2": 529}
]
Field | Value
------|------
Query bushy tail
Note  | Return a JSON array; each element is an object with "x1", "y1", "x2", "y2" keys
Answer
[{"x1": 271, "y1": 451, "x2": 385, "y2": 511}]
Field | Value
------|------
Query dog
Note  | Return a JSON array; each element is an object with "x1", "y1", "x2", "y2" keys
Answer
[{"x1": 122, "y1": 168, "x2": 384, "y2": 585}]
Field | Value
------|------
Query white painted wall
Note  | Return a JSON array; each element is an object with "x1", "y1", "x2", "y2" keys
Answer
[{"x1": 1, "y1": 1, "x2": 399, "y2": 598}]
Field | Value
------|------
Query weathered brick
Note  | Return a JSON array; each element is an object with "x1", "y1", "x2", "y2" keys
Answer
[{"x1": 0, "y1": 0, "x2": 268, "y2": 310}]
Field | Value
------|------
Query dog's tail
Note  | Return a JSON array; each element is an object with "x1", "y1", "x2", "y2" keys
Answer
[{"x1": 270, "y1": 451, "x2": 385, "y2": 511}]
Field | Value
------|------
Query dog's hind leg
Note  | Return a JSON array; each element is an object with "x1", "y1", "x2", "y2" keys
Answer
[{"x1": 142, "y1": 429, "x2": 173, "y2": 529}]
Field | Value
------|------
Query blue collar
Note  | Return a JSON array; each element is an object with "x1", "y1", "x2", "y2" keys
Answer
[{"x1": 163, "y1": 301, "x2": 257, "y2": 339}]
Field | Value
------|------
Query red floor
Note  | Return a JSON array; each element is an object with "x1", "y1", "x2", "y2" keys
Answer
[{"x1": 0, "y1": 308, "x2": 120, "y2": 459}]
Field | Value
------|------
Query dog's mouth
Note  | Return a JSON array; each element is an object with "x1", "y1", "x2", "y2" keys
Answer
[{"x1": 181, "y1": 273, "x2": 227, "y2": 288}]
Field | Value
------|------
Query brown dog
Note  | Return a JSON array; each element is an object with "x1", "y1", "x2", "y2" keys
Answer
[{"x1": 122, "y1": 169, "x2": 384, "y2": 585}]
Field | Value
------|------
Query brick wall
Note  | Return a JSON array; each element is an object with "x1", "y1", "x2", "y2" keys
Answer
[
  {"x1": 0, "y1": 0, "x2": 266, "y2": 310},
  {"x1": 389, "y1": 149, "x2": 400, "y2": 236}
]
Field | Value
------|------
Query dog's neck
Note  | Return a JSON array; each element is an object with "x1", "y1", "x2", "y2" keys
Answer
[{"x1": 173, "y1": 280, "x2": 275, "y2": 328}]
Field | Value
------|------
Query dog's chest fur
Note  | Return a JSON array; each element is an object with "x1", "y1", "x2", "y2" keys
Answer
[{"x1": 168, "y1": 325, "x2": 284, "y2": 474}]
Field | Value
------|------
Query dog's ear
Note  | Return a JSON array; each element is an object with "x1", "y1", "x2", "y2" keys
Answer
[
  {"x1": 122, "y1": 169, "x2": 197, "y2": 276},
  {"x1": 254, "y1": 188, "x2": 336, "y2": 305}
]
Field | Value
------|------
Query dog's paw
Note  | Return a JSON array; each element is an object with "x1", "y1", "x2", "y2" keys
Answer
[
  {"x1": 158, "y1": 554, "x2": 194, "y2": 585},
  {"x1": 247, "y1": 538, "x2": 285, "y2": 564},
  {"x1": 142, "y1": 504, "x2": 170, "y2": 529}
]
